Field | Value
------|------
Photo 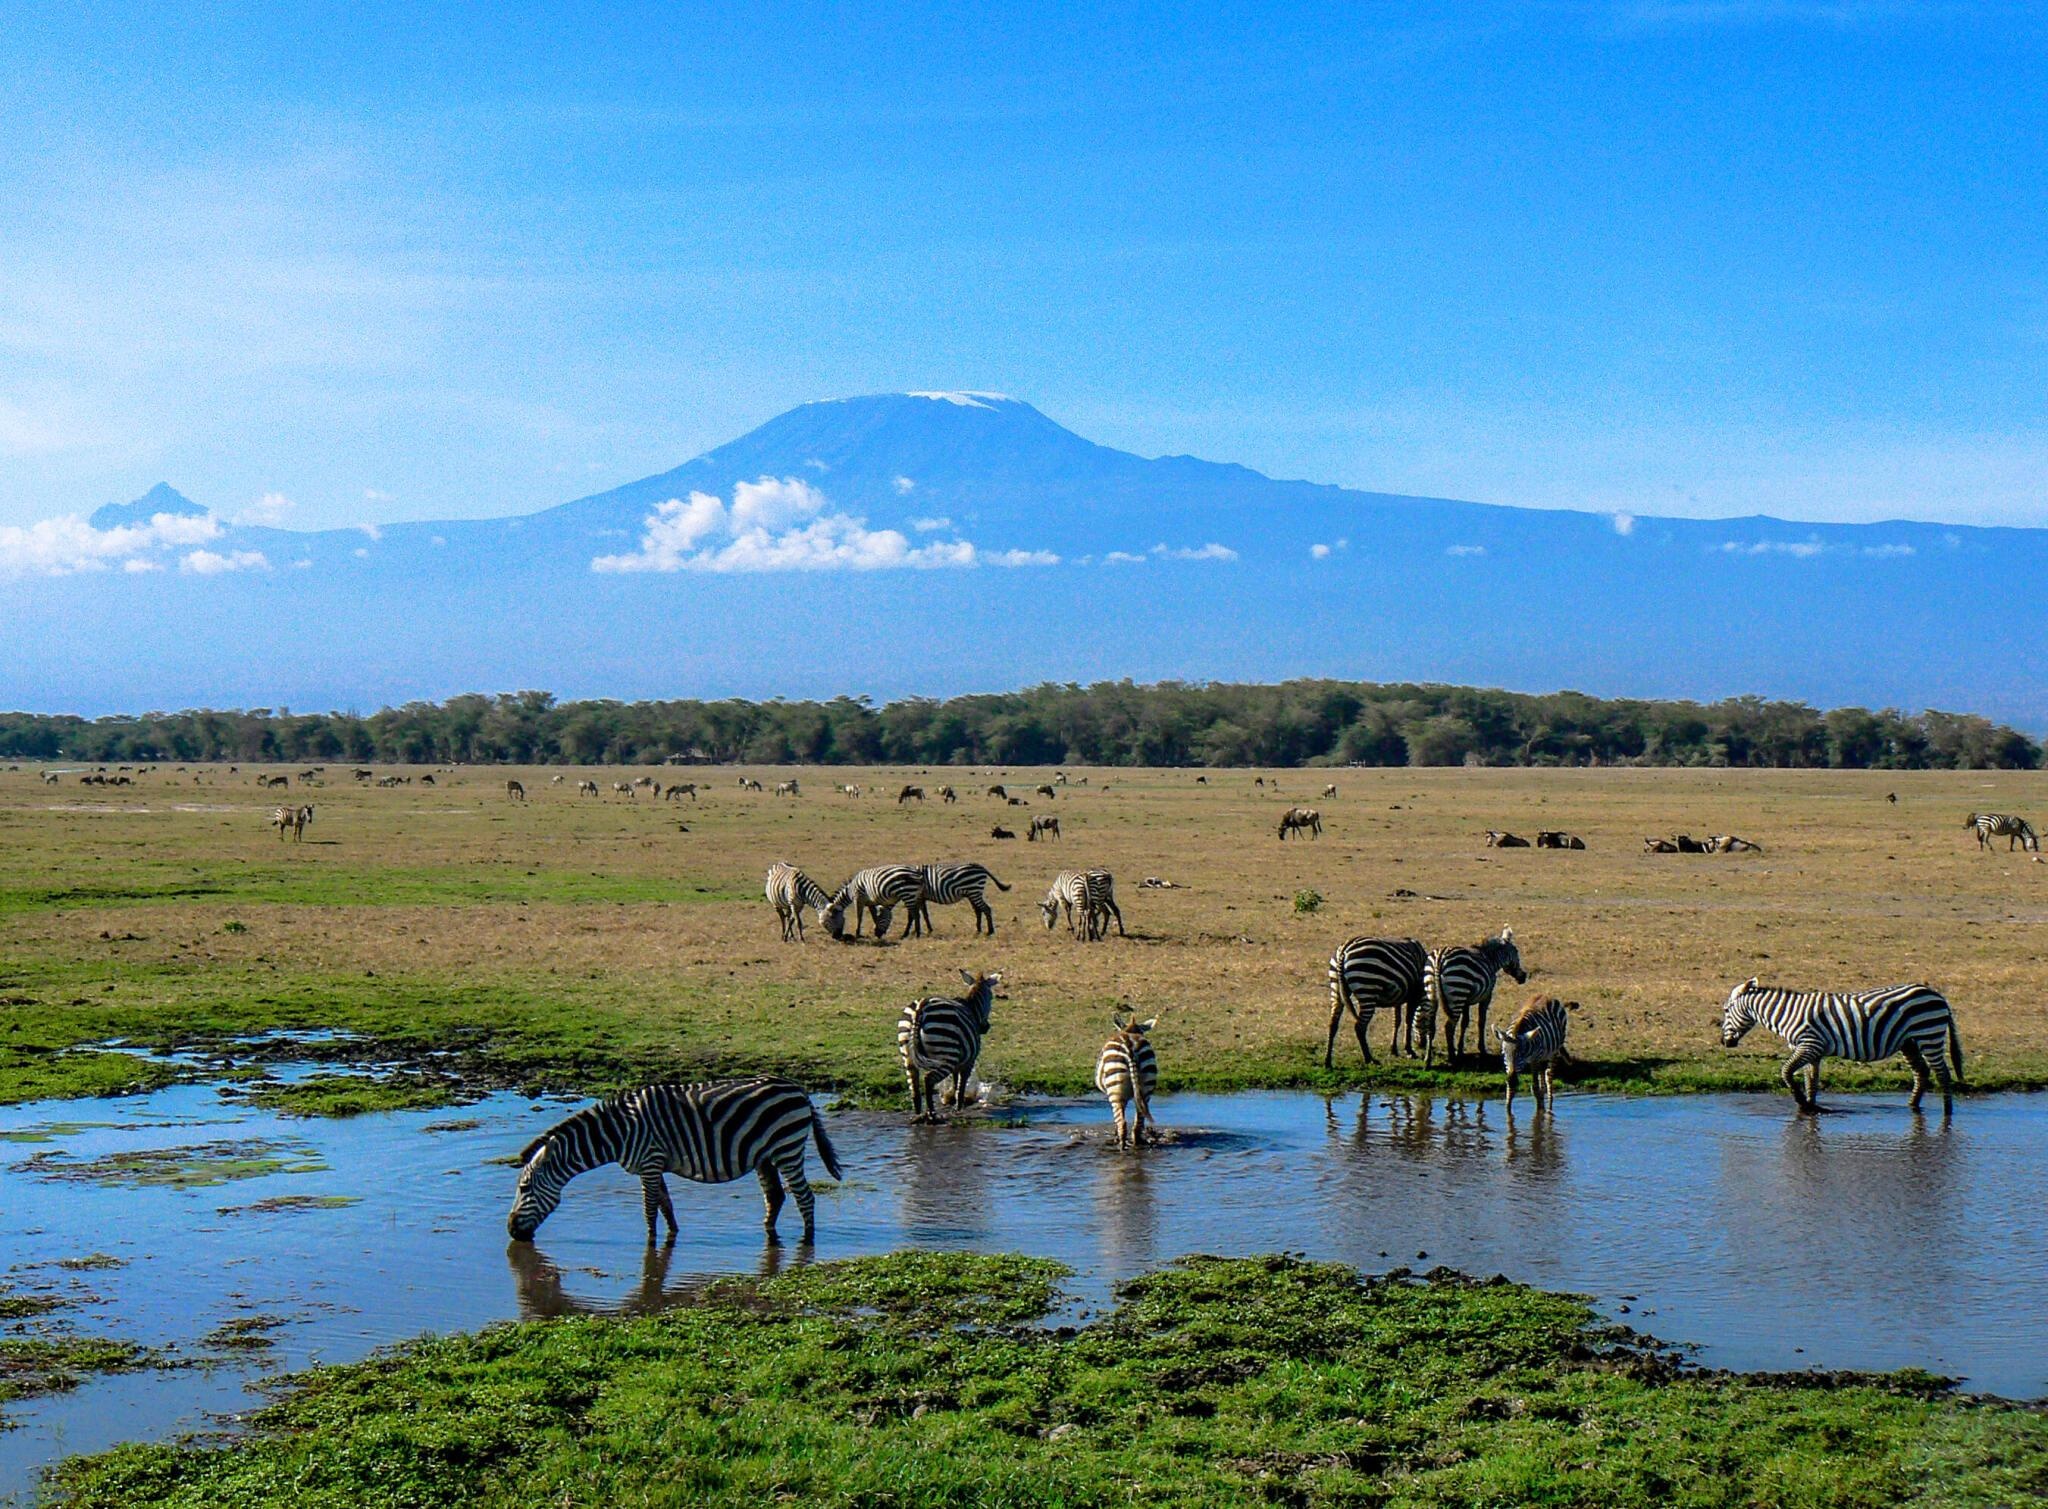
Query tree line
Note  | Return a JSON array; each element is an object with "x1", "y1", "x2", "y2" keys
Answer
[{"x1": 1, "y1": 682, "x2": 2038, "y2": 770}]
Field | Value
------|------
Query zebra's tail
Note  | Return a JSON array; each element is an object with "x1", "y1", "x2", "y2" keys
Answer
[
  {"x1": 990, "y1": 874, "x2": 1012, "y2": 891},
  {"x1": 809, "y1": 1103, "x2": 844, "y2": 1181},
  {"x1": 1947, "y1": 1014, "x2": 1966, "y2": 1083},
  {"x1": 1327, "y1": 952, "x2": 1351, "y2": 1020}
]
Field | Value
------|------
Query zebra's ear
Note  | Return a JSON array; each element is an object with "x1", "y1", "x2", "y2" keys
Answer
[
  {"x1": 1499, "y1": 925, "x2": 1514, "y2": 942},
  {"x1": 1742, "y1": 976, "x2": 1759, "y2": 991},
  {"x1": 960, "y1": 969, "x2": 976, "y2": 986},
  {"x1": 1136, "y1": 1018, "x2": 1157, "y2": 1032},
  {"x1": 1111, "y1": 1010, "x2": 1129, "y2": 1029}
]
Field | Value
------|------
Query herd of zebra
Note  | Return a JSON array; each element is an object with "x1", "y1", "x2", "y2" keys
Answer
[{"x1": 765, "y1": 861, "x2": 1128, "y2": 943}]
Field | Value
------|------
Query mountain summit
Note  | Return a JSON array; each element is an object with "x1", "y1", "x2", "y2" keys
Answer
[{"x1": 9, "y1": 394, "x2": 2048, "y2": 723}]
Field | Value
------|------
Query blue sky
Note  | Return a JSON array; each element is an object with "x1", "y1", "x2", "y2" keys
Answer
[{"x1": 3, "y1": 2, "x2": 2044, "y2": 533}]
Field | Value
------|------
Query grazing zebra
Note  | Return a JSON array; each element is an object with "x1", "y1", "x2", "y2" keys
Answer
[
  {"x1": 1040, "y1": 868, "x2": 1123, "y2": 940},
  {"x1": 764, "y1": 861, "x2": 836, "y2": 942},
  {"x1": 898, "y1": 784, "x2": 925, "y2": 804},
  {"x1": 1485, "y1": 830, "x2": 1529, "y2": 848},
  {"x1": 507, "y1": 1078, "x2": 842, "y2": 1244},
  {"x1": 1420, "y1": 928, "x2": 1528, "y2": 1067},
  {"x1": 1720, "y1": 978, "x2": 1964, "y2": 1114},
  {"x1": 1026, "y1": 815, "x2": 1061, "y2": 842},
  {"x1": 506, "y1": 779, "x2": 526, "y2": 801},
  {"x1": 1277, "y1": 806, "x2": 1322, "y2": 840},
  {"x1": 1096, "y1": 1012, "x2": 1159, "y2": 1149},
  {"x1": 1967, "y1": 812, "x2": 2038, "y2": 852},
  {"x1": 897, "y1": 970, "x2": 1001, "y2": 1121},
  {"x1": 1325, "y1": 936, "x2": 1428, "y2": 1066},
  {"x1": 910, "y1": 862, "x2": 1012, "y2": 936},
  {"x1": 1498, "y1": 995, "x2": 1574, "y2": 1111},
  {"x1": 825, "y1": 864, "x2": 927, "y2": 940}
]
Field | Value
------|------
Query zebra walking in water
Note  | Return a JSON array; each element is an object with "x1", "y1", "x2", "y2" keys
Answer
[
  {"x1": 1720, "y1": 978, "x2": 1964, "y2": 1114},
  {"x1": 1497, "y1": 995, "x2": 1574, "y2": 1111},
  {"x1": 898, "y1": 970, "x2": 1001, "y2": 1121},
  {"x1": 825, "y1": 864, "x2": 928, "y2": 940},
  {"x1": 1420, "y1": 928, "x2": 1527, "y2": 1067},
  {"x1": 1325, "y1": 936, "x2": 1428, "y2": 1066},
  {"x1": 1966, "y1": 812, "x2": 2038, "y2": 851},
  {"x1": 1095, "y1": 1012, "x2": 1159, "y2": 1149},
  {"x1": 764, "y1": 862, "x2": 836, "y2": 942},
  {"x1": 910, "y1": 862, "x2": 1012, "y2": 936},
  {"x1": 506, "y1": 1078, "x2": 842, "y2": 1244}
]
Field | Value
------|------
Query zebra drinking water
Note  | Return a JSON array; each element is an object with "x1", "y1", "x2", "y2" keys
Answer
[
  {"x1": 898, "y1": 970, "x2": 1002, "y2": 1121},
  {"x1": 1420, "y1": 928, "x2": 1527, "y2": 1067},
  {"x1": 1324, "y1": 936, "x2": 1428, "y2": 1066},
  {"x1": 764, "y1": 862, "x2": 836, "y2": 942},
  {"x1": 506, "y1": 1078, "x2": 842, "y2": 1244},
  {"x1": 1719, "y1": 978, "x2": 1964, "y2": 1114},
  {"x1": 1497, "y1": 995, "x2": 1574, "y2": 1111},
  {"x1": 1095, "y1": 1012, "x2": 1159, "y2": 1149}
]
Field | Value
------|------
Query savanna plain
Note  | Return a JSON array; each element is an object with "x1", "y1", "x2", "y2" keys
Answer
[{"x1": 4, "y1": 762, "x2": 2047, "y2": 1506}]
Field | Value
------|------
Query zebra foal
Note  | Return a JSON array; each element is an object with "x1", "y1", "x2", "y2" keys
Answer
[
  {"x1": 1096, "y1": 1012, "x2": 1159, "y2": 1149},
  {"x1": 507, "y1": 1078, "x2": 842, "y2": 1244},
  {"x1": 1325, "y1": 937, "x2": 1428, "y2": 1065},
  {"x1": 899, "y1": 970, "x2": 1002, "y2": 1121},
  {"x1": 1497, "y1": 995, "x2": 1574, "y2": 1111},
  {"x1": 1720, "y1": 978, "x2": 1964, "y2": 1114}
]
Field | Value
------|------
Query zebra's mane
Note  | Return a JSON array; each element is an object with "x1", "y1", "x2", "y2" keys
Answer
[{"x1": 1500, "y1": 994, "x2": 1558, "y2": 1035}]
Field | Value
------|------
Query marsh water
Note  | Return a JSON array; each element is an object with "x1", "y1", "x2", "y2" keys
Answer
[{"x1": 3, "y1": 1072, "x2": 2046, "y2": 1502}]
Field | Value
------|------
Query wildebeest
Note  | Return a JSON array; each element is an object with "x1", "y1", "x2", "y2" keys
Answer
[
  {"x1": 775, "y1": 780, "x2": 800, "y2": 797},
  {"x1": 1706, "y1": 835, "x2": 1763, "y2": 853},
  {"x1": 258, "y1": 774, "x2": 289, "y2": 789},
  {"x1": 898, "y1": 785, "x2": 924, "y2": 804},
  {"x1": 1034, "y1": 783, "x2": 1058, "y2": 800},
  {"x1": 987, "y1": 784, "x2": 1008, "y2": 799},
  {"x1": 1534, "y1": 831, "x2": 1584, "y2": 850},
  {"x1": 1322, "y1": 783, "x2": 1338, "y2": 798},
  {"x1": 665, "y1": 783, "x2": 697, "y2": 801},
  {"x1": 1027, "y1": 815, "x2": 1061, "y2": 842},
  {"x1": 506, "y1": 780, "x2": 526, "y2": 802},
  {"x1": 1196, "y1": 775, "x2": 1207, "y2": 784},
  {"x1": 1642, "y1": 837, "x2": 1678, "y2": 853},
  {"x1": 578, "y1": 779, "x2": 599, "y2": 796},
  {"x1": 1674, "y1": 834, "x2": 1708, "y2": 853},
  {"x1": 1278, "y1": 806, "x2": 1322, "y2": 841},
  {"x1": 939, "y1": 785, "x2": 957, "y2": 802},
  {"x1": 1886, "y1": 792, "x2": 1898, "y2": 804},
  {"x1": 990, "y1": 824, "x2": 1016, "y2": 840},
  {"x1": 1484, "y1": 830, "x2": 1529, "y2": 848},
  {"x1": 1008, "y1": 796, "x2": 1027, "y2": 806}
]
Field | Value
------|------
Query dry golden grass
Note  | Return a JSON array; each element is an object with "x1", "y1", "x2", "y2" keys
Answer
[{"x1": 2, "y1": 760, "x2": 2045, "y2": 1097}]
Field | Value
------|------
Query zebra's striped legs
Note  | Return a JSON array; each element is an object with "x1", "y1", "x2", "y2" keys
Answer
[
  {"x1": 1903, "y1": 1043, "x2": 1956, "y2": 1115},
  {"x1": 949, "y1": 1067, "x2": 972, "y2": 1110},
  {"x1": 780, "y1": 1158, "x2": 818, "y2": 1241},
  {"x1": 971, "y1": 898, "x2": 994, "y2": 935},
  {"x1": 1110, "y1": 1097, "x2": 1129, "y2": 1149},
  {"x1": 1781, "y1": 1050, "x2": 1823, "y2": 1112},
  {"x1": 757, "y1": 1164, "x2": 785, "y2": 1238},
  {"x1": 640, "y1": 1173, "x2": 678, "y2": 1244}
]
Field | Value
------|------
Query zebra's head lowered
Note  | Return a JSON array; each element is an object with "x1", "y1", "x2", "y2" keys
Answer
[
  {"x1": 1482, "y1": 927, "x2": 1528, "y2": 984},
  {"x1": 1720, "y1": 977, "x2": 1763, "y2": 1047},
  {"x1": 507, "y1": 1106, "x2": 610, "y2": 1241}
]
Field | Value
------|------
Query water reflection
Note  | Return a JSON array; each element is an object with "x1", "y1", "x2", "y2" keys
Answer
[
  {"x1": 507, "y1": 1238, "x2": 807, "y2": 1319},
  {"x1": 895, "y1": 1121, "x2": 996, "y2": 1243},
  {"x1": 1090, "y1": 1146, "x2": 1158, "y2": 1275}
]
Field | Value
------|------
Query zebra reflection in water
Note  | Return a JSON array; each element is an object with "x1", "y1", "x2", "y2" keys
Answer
[{"x1": 506, "y1": 1237, "x2": 802, "y2": 1320}]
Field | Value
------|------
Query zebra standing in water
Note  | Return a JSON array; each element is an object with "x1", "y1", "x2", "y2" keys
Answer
[
  {"x1": 1420, "y1": 928, "x2": 1527, "y2": 1067},
  {"x1": 506, "y1": 1078, "x2": 842, "y2": 1244},
  {"x1": 909, "y1": 862, "x2": 1012, "y2": 936},
  {"x1": 898, "y1": 970, "x2": 1002, "y2": 1121},
  {"x1": 1966, "y1": 812, "x2": 2038, "y2": 852},
  {"x1": 1324, "y1": 937, "x2": 1428, "y2": 1066},
  {"x1": 1095, "y1": 1012, "x2": 1159, "y2": 1149},
  {"x1": 825, "y1": 864, "x2": 927, "y2": 940},
  {"x1": 764, "y1": 861, "x2": 835, "y2": 942},
  {"x1": 1720, "y1": 977, "x2": 1964, "y2": 1114},
  {"x1": 1497, "y1": 995, "x2": 1574, "y2": 1111}
]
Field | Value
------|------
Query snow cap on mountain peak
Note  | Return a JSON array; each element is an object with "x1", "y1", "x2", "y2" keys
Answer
[{"x1": 905, "y1": 391, "x2": 1014, "y2": 409}]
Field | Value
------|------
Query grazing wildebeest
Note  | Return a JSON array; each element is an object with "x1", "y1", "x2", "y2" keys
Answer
[
  {"x1": 775, "y1": 780, "x2": 800, "y2": 797},
  {"x1": 506, "y1": 780, "x2": 526, "y2": 802},
  {"x1": 1034, "y1": 783, "x2": 1057, "y2": 799},
  {"x1": 898, "y1": 785, "x2": 924, "y2": 804},
  {"x1": 987, "y1": 785, "x2": 1008, "y2": 799},
  {"x1": 990, "y1": 824, "x2": 1016, "y2": 840},
  {"x1": 578, "y1": 779, "x2": 599, "y2": 796},
  {"x1": 939, "y1": 785, "x2": 957, "y2": 802},
  {"x1": 1278, "y1": 806, "x2": 1322, "y2": 841},
  {"x1": 1195, "y1": 775, "x2": 1207, "y2": 784},
  {"x1": 258, "y1": 774, "x2": 289, "y2": 789},
  {"x1": 1886, "y1": 792, "x2": 1898, "y2": 804},
  {"x1": 1027, "y1": 815, "x2": 1061, "y2": 842},
  {"x1": 1534, "y1": 831, "x2": 1584, "y2": 850},
  {"x1": 1484, "y1": 830, "x2": 1529, "y2": 848},
  {"x1": 1322, "y1": 783, "x2": 1338, "y2": 798}
]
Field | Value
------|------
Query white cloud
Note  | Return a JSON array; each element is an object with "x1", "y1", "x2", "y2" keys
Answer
[
  {"x1": 1446, "y1": 544, "x2": 1487, "y2": 557},
  {"x1": 364, "y1": 488, "x2": 394, "y2": 503},
  {"x1": 353, "y1": 546, "x2": 370, "y2": 558},
  {"x1": 893, "y1": 475, "x2": 917, "y2": 495},
  {"x1": 180, "y1": 547, "x2": 269, "y2": 575},
  {"x1": 1104, "y1": 551, "x2": 1147, "y2": 565},
  {"x1": 593, "y1": 477, "x2": 997, "y2": 575},
  {"x1": 0, "y1": 509, "x2": 223, "y2": 579},
  {"x1": 237, "y1": 490, "x2": 295, "y2": 525},
  {"x1": 430, "y1": 534, "x2": 446, "y2": 547},
  {"x1": 292, "y1": 559, "x2": 312, "y2": 569},
  {"x1": 1612, "y1": 512, "x2": 1637, "y2": 536},
  {"x1": 122, "y1": 557, "x2": 161, "y2": 573},
  {"x1": 990, "y1": 549, "x2": 1060, "y2": 567},
  {"x1": 911, "y1": 515, "x2": 952, "y2": 533},
  {"x1": 1717, "y1": 538, "x2": 1825, "y2": 558},
  {"x1": 1310, "y1": 543, "x2": 1331, "y2": 559},
  {"x1": 1151, "y1": 542, "x2": 1239, "y2": 562},
  {"x1": 1863, "y1": 543, "x2": 1915, "y2": 558},
  {"x1": 803, "y1": 458, "x2": 830, "y2": 473}
]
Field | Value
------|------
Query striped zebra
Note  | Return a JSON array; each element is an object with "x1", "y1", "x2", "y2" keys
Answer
[
  {"x1": 909, "y1": 862, "x2": 1012, "y2": 936},
  {"x1": 1966, "y1": 812, "x2": 2038, "y2": 852},
  {"x1": 825, "y1": 864, "x2": 927, "y2": 940},
  {"x1": 1040, "y1": 868, "x2": 1123, "y2": 940},
  {"x1": 1324, "y1": 937, "x2": 1428, "y2": 1066},
  {"x1": 1497, "y1": 995, "x2": 1574, "y2": 1111},
  {"x1": 764, "y1": 861, "x2": 835, "y2": 942},
  {"x1": 898, "y1": 970, "x2": 1002, "y2": 1121},
  {"x1": 270, "y1": 804, "x2": 313, "y2": 841},
  {"x1": 1095, "y1": 1012, "x2": 1159, "y2": 1149},
  {"x1": 1420, "y1": 928, "x2": 1527, "y2": 1067},
  {"x1": 506, "y1": 1077, "x2": 842, "y2": 1244},
  {"x1": 1720, "y1": 977, "x2": 1964, "y2": 1114}
]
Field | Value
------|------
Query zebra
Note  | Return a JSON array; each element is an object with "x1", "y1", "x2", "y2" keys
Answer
[
  {"x1": 1720, "y1": 977, "x2": 1964, "y2": 1114},
  {"x1": 764, "y1": 861, "x2": 836, "y2": 942},
  {"x1": 1095, "y1": 1012, "x2": 1159, "y2": 1149},
  {"x1": 578, "y1": 779, "x2": 599, "y2": 796},
  {"x1": 909, "y1": 862, "x2": 1012, "y2": 936},
  {"x1": 898, "y1": 970, "x2": 1002, "y2": 1121},
  {"x1": 1325, "y1": 936, "x2": 1428, "y2": 1066},
  {"x1": 270, "y1": 804, "x2": 313, "y2": 841},
  {"x1": 1420, "y1": 928, "x2": 1528, "y2": 1067},
  {"x1": 1497, "y1": 995, "x2": 1574, "y2": 1111},
  {"x1": 1026, "y1": 815, "x2": 1060, "y2": 841},
  {"x1": 825, "y1": 864, "x2": 927, "y2": 940},
  {"x1": 1277, "y1": 806, "x2": 1321, "y2": 840},
  {"x1": 1967, "y1": 812, "x2": 2038, "y2": 852},
  {"x1": 1040, "y1": 868, "x2": 1123, "y2": 939},
  {"x1": 507, "y1": 1078, "x2": 842, "y2": 1244}
]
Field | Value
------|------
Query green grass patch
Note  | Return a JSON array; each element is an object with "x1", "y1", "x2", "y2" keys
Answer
[
  {"x1": 215, "y1": 1195, "x2": 360, "y2": 1217},
  {"x1": 199, "y1": 1316, "x2": 287, "y2": 1353},
  {"x1": 48, "y1": 1252, "x2": 2048, "y2": 1507},
  {"x1": 223, "y1": 1073, "x2": 467, "y2": 1119},
  {"x1": 0, "y1": 1336, "x2": 160, "y2": 1409},
  {"x1": 12, "y1": 1139, "x2": 327, "y2": 1190}
]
